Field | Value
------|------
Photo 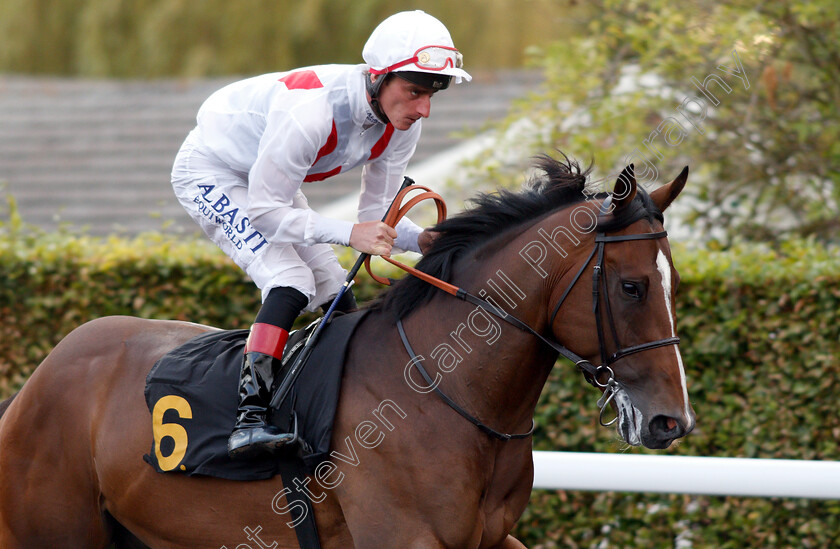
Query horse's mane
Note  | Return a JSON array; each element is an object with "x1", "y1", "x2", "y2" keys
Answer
[{"x1": 375, "y1": 152, "x2": 663, "y2": 319}]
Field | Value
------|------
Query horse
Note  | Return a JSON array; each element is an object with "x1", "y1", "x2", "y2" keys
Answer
[{"x1": 0, "y1": 154, "x2": 695, "y2": 548}]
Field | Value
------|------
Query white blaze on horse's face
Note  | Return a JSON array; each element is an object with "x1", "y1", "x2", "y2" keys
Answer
[
  {"x1": 611, "y1": 247, "x2": 694, "y2": 448},
  {"x1": 597, "y1": 163, "x2": 694, "y2": 449},
  {"x1": 655, "y1": 249, "x2": 692, "y2": 423}
]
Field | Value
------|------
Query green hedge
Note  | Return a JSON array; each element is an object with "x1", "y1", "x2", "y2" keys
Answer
[{"x1": 1, "y1": 219, "x2": 839, "y2": 547}]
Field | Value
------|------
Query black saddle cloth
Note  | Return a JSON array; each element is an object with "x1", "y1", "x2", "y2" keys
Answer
[{"x1": 143, "y1": 310, "x2": 369, "y2": 480}]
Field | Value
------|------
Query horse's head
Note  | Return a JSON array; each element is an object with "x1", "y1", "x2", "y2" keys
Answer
[{"x1": 547, "y1": 163, "x2": 695, "y2": 449}]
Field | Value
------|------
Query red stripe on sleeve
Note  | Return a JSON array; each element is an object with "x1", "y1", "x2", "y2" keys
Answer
[
  {"x1": 303, "y1": 121, "x2": 340, "y2": 182},
  {"x1": 313, "y1": 121, "x2": 338, "y2": 165},
  {"x1": 368, "y1": 123, "x2": 395, "y2": 160},
  {"x1": 303, "y1": 166, "x2": 342, "y2": 182}
]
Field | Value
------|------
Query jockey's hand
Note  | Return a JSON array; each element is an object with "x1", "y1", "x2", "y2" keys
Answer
[
  {"x1": 350, "y1": 221, "x2": 397, "y2": 256},
  {"x1": 418, "y1": 228, "x2": 441, "y2": 255}
]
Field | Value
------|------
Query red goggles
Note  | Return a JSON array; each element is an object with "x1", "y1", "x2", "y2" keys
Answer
[{"x1": 370, "y1": 45, "x2": 464, "y2": 75}]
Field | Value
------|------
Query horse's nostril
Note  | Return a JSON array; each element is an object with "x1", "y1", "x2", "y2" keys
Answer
[{"x1": 650, "y1": 415, "x2": 683, "y2": 438}]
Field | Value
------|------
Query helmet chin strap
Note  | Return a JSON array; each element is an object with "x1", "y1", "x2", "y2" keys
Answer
[{"x1": 365, "y1": 72, "x2": 390, "y2": 124}]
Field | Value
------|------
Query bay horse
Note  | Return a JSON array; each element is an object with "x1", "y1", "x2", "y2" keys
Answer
[{"x1": 0, "y1": 155, "x2": 694, "y2": 548}]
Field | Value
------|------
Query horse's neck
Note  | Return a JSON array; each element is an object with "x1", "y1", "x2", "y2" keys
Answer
[{"x1": 402, "y1": 259, "x2": 557, "y2": 435}]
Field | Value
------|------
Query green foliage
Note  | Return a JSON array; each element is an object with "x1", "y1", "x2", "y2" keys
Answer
[
  {"x1": 465, "y1": 0, "x2": 840, "y2": 244},
  {"x1": 1, "y1": 221, "x2": 839, "y2": 545},
  {"x1": 0, "y1": 228, "x2": 252, "y2": 395},
  {"x1": 0, "y1": 0, "x2": 586, "y2": 77}
]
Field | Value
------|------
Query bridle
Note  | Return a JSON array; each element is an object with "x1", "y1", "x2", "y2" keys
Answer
[
  {"x1": 544, "y1": 228, "x2": 680, "y2": 425},
  {"x1": 549, "y1": 229, "x2": 681, "y2": 370},
  {"x1": 369, "y1": 187, "x2": 681, "y2": 439}
]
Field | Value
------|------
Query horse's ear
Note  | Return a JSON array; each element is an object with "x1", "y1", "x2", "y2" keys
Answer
[
  {"x1": 650, "y1": 166, "x2": 689, "y2": 213},
  {"x1": 611, "y1": 163, "x2": 637, "y2": 212}
]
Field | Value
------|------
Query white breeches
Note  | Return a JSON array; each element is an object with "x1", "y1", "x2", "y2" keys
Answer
[{"x1": 171, "y1": 134, "x2": 347, "y2": 311}]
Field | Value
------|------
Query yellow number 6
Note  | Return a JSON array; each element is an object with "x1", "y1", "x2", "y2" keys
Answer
[{"x1": 152, "y1": 395, "x2": 192, "y2": 472}]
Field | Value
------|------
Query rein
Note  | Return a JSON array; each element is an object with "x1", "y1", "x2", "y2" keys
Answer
[{"x1": 367, "y1": 186, "x2": 680, "y2": 439}]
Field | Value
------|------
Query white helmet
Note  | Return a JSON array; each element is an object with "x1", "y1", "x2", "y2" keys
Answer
[{"x1": 363, "y1": 10, "x2": 472, "y2": 90}]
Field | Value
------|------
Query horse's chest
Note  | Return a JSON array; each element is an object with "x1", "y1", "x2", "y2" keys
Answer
[{"x1": 474, "y1": 450, "x2": 534, "y2": 545}]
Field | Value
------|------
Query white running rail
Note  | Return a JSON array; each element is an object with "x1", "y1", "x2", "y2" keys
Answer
[{"x1": 532, "y1": 451, "x2": 840, "y2": 499}]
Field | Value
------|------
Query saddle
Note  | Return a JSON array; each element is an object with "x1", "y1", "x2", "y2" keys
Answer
[{"x1": 143, "y1": 310, "x2": 369, "y2": 481}]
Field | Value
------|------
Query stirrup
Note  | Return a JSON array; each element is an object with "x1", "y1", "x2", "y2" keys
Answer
[
  {"x1": 276, "y1": 411, "x2": 314, "y2": 455},
  {"x1": 281, "y1": 410, "x2": 301, "y2": 449}
]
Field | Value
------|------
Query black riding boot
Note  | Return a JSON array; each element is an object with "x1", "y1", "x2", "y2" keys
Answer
[
  {"x1": 228, "y1": 287, "x2": 308, "y2": 459},
  {"x1": 226, "y1": 285, "x2": 335, "y2": 458},
  {"x1": 227, "y1": 348, "x2": 296, "y2": 459}
]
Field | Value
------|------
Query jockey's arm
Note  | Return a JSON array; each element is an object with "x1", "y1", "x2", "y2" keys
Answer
[{"x1": 246, "y1": 108, "x2": 354, "y2": 248}]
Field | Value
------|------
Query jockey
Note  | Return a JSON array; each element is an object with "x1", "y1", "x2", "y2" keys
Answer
[{"x1": 171, "y1": 10, "x2": 471, "y2": 459}]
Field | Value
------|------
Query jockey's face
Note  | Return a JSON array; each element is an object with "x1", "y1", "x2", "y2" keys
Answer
[{"x1": 376, "y1": 76, "x2": 436, "y2": 131}]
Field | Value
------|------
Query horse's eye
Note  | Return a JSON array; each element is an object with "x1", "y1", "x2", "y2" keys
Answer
[{"x1": 622, "y1": 281, "x2": 643, "y2": 299}]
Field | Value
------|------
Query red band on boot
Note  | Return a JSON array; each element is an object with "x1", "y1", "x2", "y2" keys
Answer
[{"x1": 245, "y1": 323, "x2": 290, "y2": 359}]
